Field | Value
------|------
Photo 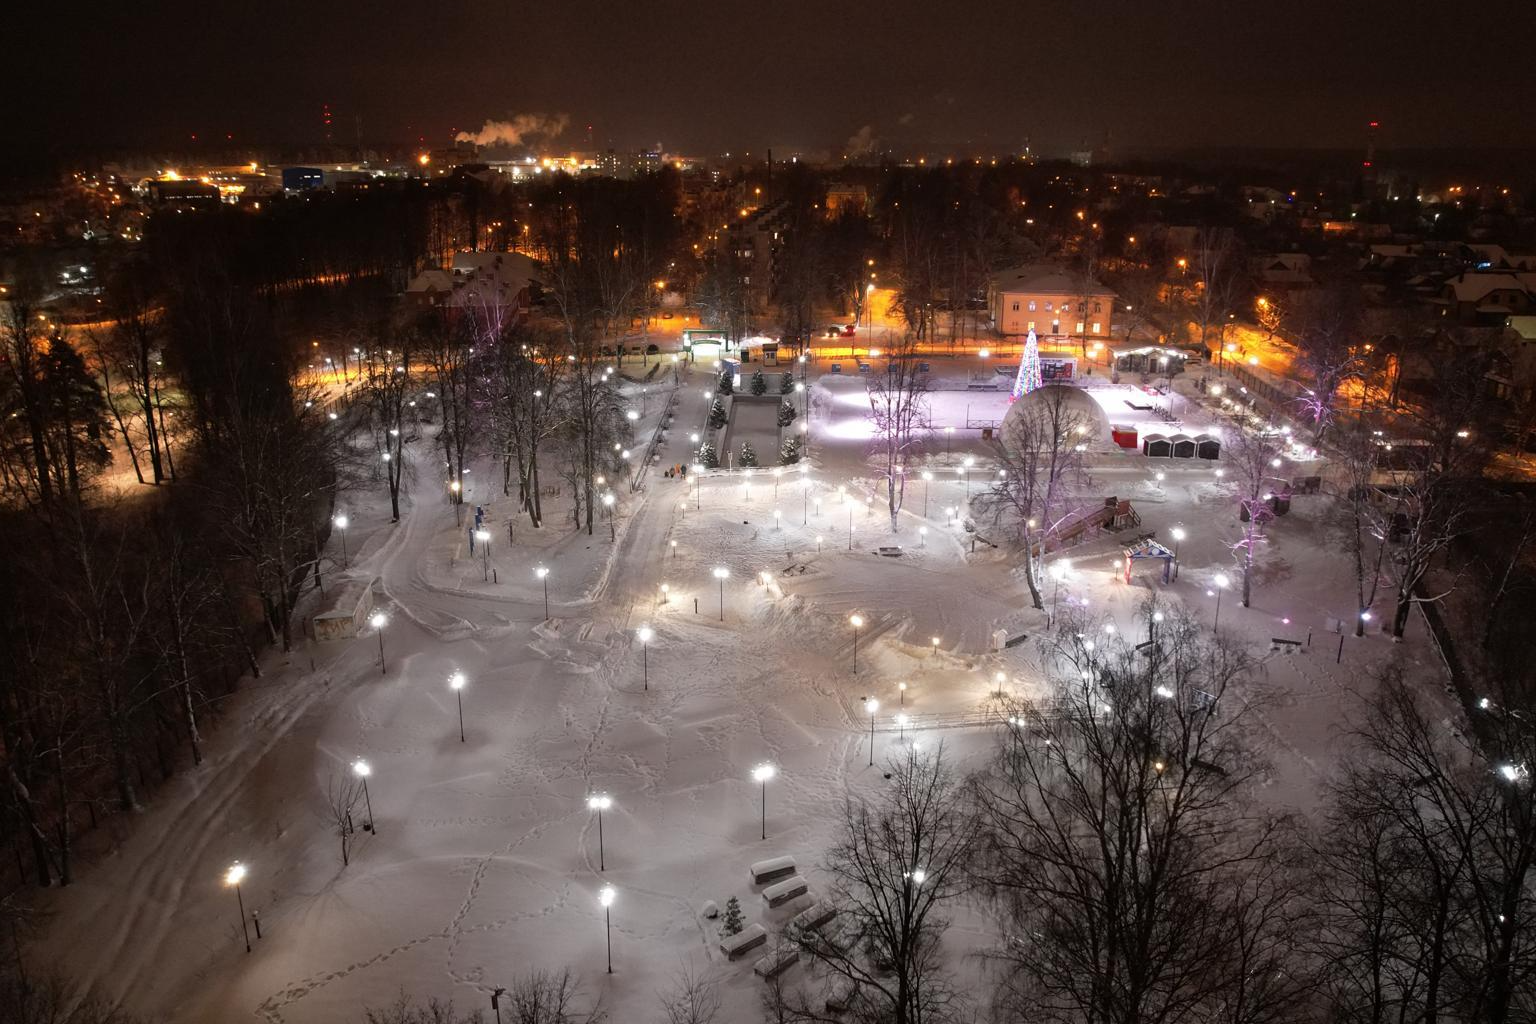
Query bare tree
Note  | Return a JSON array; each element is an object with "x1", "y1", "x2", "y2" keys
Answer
[
  {"x1": 1292, "y1": 285, "x2": 1366, "y2": 443},
  {"x1": 360, "y1": 334, "x2": 416, "y2": 523},
  {"x1": 788, "y1": 745, "x2": 974, "y2": 1024},
  {"x1": 658, "y1": 959, "x2": 720, "y2": 1024},
  {"x1": 1224, "y1": 412, "x2": 1288, "y2": 609},
  {"x1": 865, "y1": 336, "x2": 931, "y2": 530},
  {"x1": 1190, "y1": 228, "x2": 1241, "y2": 362},
  {"x1": 323, "y1": 773, "x2": 362, "y2": 867}
]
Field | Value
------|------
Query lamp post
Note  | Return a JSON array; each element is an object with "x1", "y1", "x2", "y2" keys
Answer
[
  {"x1": 536, "y1": 566, "x2": 550, "y2": 619},
  {"x1": 225, "y1": 862, "x2": 251, "y2": 953},
  {"x1": 450, "y1": 480, "x2": 462, "y2": 525},
  {"x1": 994, "y1": 671, "x2": 1007, "y2": 697},
  {"x1": 598, "y1": 886, "x2": 615, "y2": 974},
  {"x1": 895, "y1": 712, "x2": 909, "y2": 742},
  {"x1": 945, "y1": 426, "x2": 955, "y2": 455},
  {"x1": 962, "y1": 456, "x2": 975, "y2": 496},
  {"x1": 693, "y1": 464, "x2": 703, "y2": 509},
  {"x1": 713, "y1": 567, "x2": 729, "y2": 621},
  {"x1": 863, "y1": 697, "x2": 879, "y2": 766},
  {"x1": 1170, "y1": 526, "x2": 1185, "y2": 580},
  {"x1": 1150, "y1": 610, "x2": 1164, "y2": 644},
  {"x1": 353, "y1": 759, "x2": 376, "y2": 833},
  {"x1": 850, "y1": 614, "x2": 864, "y2": 672},
  {"x1": 334, "y1": 514, "x2": 349, "y2": 568},
  {"x1": 637, "y1": 626, "x2": 653, "y2": 690},
  {"x1": 603, "y1": 493, "x2": 616, "y2": 540},
  {"x1": 773, "y1": 467, "x2": 782, "y2": 500},
  {"x1": 370, "y1": 611, "x2": 388, "y2": 674},
  {"x1": 899, "y1": 681, "x2": 907, "y2": 705},
  {"x1": 475, "y1": 528, "x2": 491, "y2": 581},
  {"x1": 449, "y1": 672, "x2": 466, "y2": 742},
  {"x1": 753, "y1": 763, "x2": 775, "y2": 840},
  {"x1": 587, "y1": 794, "x2": 611, "y2": 870},
  {"x1": 921, "y1": 471, "x2": 932, "y2": 516},
  {"x1": 802, "y1": 467, "x2": 810, "y2": 524},
  {"x1": 1212, "y1": 573, "x2": 1230, "y2": 630},
  {"x1": 1049, "y1": 561, "x2": 1069, "y2": 626}
]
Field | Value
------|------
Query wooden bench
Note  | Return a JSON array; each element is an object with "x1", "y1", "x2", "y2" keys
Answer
[
  {"x1": 753, "y1": 946, "x2": 800, "y2": 979},
  {"x1": 763, "y1": 875, "x2": 809, "y2": 908},
  {"x1": 749, "y1": 856, "x2": 796, "y2": 886},
  {"x1": 720, "y1": 923, "x2": 768, "y2": 960},
  {"x1": 790, "y1": 901, "x2": 837, "y2": 934},
  {"x1": 1269, "y1": 637, "x2": 1304, "y2": 654}
]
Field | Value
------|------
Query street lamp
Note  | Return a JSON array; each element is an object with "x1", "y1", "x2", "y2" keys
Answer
[
  {"x1": 713, "y1": 566, "x2": 729, "y2": 621},
  {"x1": 450, "y1": 480, "x2": 463, "y2": 525},
  {"x1": 863, "y1": 697, "x2": 879, "y2": 766},
  {"x1": 475, "y1": 528, "x2": 491, "y2": 580},
  {"x1": 899, "y1": 681, "x2": 908, "y2": 705},
  {"x1": 535, "y1": 565, "x2": 550, "y2": 619},
  {"x1": 636, "y1": 626, "x2": 653, "y2": 690},
  {"x1": 895, "y1": 712, "x2": 909, "y2": 742},
  {"x1": 1212, "y1": 573, "x2": 1230, "y2": 630},
  {"x1": 587, "y1": 793, "x2": 612, "y2": 870},
  {"x1": 326, "y1": 511, "x2": 354, "y2": 574},
  {"x1": 994, "y1": 671, "x2": 1007, "y2": 697},
  {"x1": 449, "y1": 672, "x2": 466, "y2": 742},
  {"x1": 850, "y1": 613, "x2": 865, "y2": 673},
  {"x1": 752, "y1": 763, "x2": 775, "y2": 839},
  {"x1": 370, "y1": 611, "x2": 388, "y2": 674},
  {"x1": 1170, "y1": 526, "x2": 1185, "y2": 563},
  {"x1": 602, "y1": 493, "x2": 616, "y2": 541},
  {"x1": 921, "y1": 470, "x2": 933, "y2": 516},
  {"x1": 352, "y1": 758, "x2": 376, "y2": 833},
  {"x1": 1049, "y1": 560, "x2": 1070, "y2": 625},
  {"x1": 962, "y1": 456, "x2": 975, "y2": 496},
  {"x1": 598, "y1": 885, "x2": 616, "y2": 974},
  {"x1": 225, "y1": 862, "x2": 251, "y2": 953}
]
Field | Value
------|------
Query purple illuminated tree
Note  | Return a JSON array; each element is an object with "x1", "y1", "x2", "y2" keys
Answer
[{"x1": 1011, "y1": 329, "x2": 1043, "y2": 401}]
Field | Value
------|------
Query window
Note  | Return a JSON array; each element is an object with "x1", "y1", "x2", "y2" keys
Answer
[
  {"x1": 1045, "y1": 301, "x2": 1054, "y2": 312},
  {"x1": 1075, "y1": 322, "x2": 1085, "y2": 333},
  {"x1": 1092, "y1": 322, "x2": 1102, "y2": 334},
  {"x1": 1027, "y1": 320, "x2": 1036, "y2": 331},
  {"x1": 1028, "y1": 300, "x2": 1037, "y2": 311},
  {"x1": 1011, "y1": 301, "x2": 1020, "y2": 312},
  {"x1": 1093, "y1": 301, "x2": 1102, "y2": 313}
]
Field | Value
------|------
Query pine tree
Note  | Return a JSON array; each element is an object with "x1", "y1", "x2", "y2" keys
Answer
[
  {"x1": 780, "y1": 437, "x2": 801, "y2": 464},
  {"x1": 717, "y1": 370, "x2": 734, "y2": 396},
  {"x1": 699, "y1": 441, "x2": 719, "y2": 469},
  {"x1": 750, "y1": 369, "x2": 767, "y2": 396},
  {"x1": 778, "y1": 399, "x2": 797, "y2": 427},
  {"x1": 779, "y1": 371, "x2": 795, "y2": 394},
  {"x1": 722, "y1": 895, "x2": 744, "y2": 935},
  {"x1": 739, "y1": 441, "x2": 758, "y2": 468},
  {"x1": 708, "y1": 398, "x2": 727, "y2": 429}
]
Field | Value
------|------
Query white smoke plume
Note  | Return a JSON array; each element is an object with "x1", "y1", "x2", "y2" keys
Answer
[
  {"x1": 455, "y1": 113, "x2": 571, "y2": 148},
  {"x1": 845, "y1": 124, "x2": 878, "y2": 158}
]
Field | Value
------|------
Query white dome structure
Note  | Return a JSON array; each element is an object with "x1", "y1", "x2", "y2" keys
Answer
[{"x1": 999, "y1": 385, "x2": 1110, "y2": 453}]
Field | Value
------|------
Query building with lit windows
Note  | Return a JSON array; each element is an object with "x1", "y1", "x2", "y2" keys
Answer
[{"x1": 987, "y1": 264, "x2": 1115, "y2": 339}]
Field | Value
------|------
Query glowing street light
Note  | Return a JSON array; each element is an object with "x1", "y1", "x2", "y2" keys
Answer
[
  {"x1": 333, "y1": 514, "x2": 350, "y2": 567},
  {"x1": 369, "y1": 611, "x2": 388, "y2": 674},
  {"x1": 1212, "y1": 573, "x2": 1230, "y2": 630},
  {"x1": 895, "y1": 712, "x2": 910, "y2": 742},
  {"x1": 1049, "y1": 560, "x2": 1070, "y2": 625},
  {"x1": 602, "y1": 493, "x2": 616, "y2": 540},
  {"x1": 352, "y1": 758, "x2": 376, "y2": 833},
  {"x1": 587, "y1": 793, "x2": 612, "y2": 870},
  {"x1": 921, "y1": 470, "x2": 933, "y2": 516},
  {"x1": 535, "y1": 565, "x2": 550, "y2": 618},
  {"x1": 636, "y1": 626, "x2": 654, "y2": 690},
  {"x1": 225, "y1": 862, "x2": 252, "y2": 953},
  {"x1": 449, "y1": 672, "x2": 466, "y2": 742},
  {"x1": 993, "y1": 671, "x2": 1007, "y2": 697},
  {"x1": 752, "y1": 763, "x2": 776, "y2": 839},
  {"x1": 850, "y1": 613, "x2": 865, "y2": 673},
  {"x1": 475, "y1": 528, "x2": 492, "y2": 580},
  {"x1": 863, "y1": 697, "x2": 880, "y2": 766},
  {"x1": 598, "y1": 885, "x2": 616, "y2": 974},
  {"x1": 713, "y1": 566, "x2": 729, "y2": 621}
]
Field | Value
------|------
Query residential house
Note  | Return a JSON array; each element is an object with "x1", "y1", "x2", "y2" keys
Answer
[{"x1": 987, "y1": 264, "x2": 1116, "y2": 339}]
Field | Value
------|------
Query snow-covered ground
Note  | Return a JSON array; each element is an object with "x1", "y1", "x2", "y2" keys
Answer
[{"x1": 32, "y1": 359, "x2": 1452, "y2": 1024}]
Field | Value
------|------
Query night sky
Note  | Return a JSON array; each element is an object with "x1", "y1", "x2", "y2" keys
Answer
[{"x1": 13, "y1": 0, "x2": 1536, "y2": 156}]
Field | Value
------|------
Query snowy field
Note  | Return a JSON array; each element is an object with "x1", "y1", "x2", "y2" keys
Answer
[{"x1": 31, "y1": 358, "x2": 1453, "y2": 1024}]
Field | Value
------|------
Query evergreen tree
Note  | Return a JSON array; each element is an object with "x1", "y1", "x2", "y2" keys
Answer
[
  {"x1": 722, "y1": 895, "x2": 744, "y2": 935},
  {"x1": 778, "y1": 399, "x2": 797, "y2": 427},
  {"x1": 708, "y1": 398, "x2": 727, "y2": 429},
  {"x1": 779, "y1": 371, "x2": 795, "y2": 394},
  {"x1": 780, "y1": 436, "x2": 801, "y2": 464},
  {"x1": 749, "y1": 369, "x2": 767, "y2": 396},
  {"x1": 699, "y1": 441, "x2": 719, "y2": 469},
  {"x1": 739, "y1": 441, "x2": 758, "y2": 468},
  {"x1": 717, "y1": 370, "x2": 734, "y2": 396}
]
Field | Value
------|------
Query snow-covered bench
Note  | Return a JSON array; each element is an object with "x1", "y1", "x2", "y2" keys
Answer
[
  {"x1": 753, "y1": 946, "x2": 800, "y2": 979},
  {"x1": 789, "y1": 901, "x2": 837, "y2": 934},
  {"x1": 762, "y1": 875, "x2": 809, "y2": 908},
  {"x1": 750, "y1": 856, "x2": 796, "y2": 885},
  {"x1": 720, "y1": 923, "x2": 768, "y2": 960}
]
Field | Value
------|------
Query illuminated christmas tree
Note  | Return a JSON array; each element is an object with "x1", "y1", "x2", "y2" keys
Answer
[{"x1": 1011, "y1": 328, "x2": 1043, "y2": 401}]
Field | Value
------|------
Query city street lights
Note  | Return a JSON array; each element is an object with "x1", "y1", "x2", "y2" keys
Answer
[
  {"x1": 895, "y1": 712, "x2": 909, "y2": 742},
  {"x1": 921, "y1": 470, "x2": 933, "y2": 516},
  {"x1": 773, "y1": 467, "x2": 782, "y2": 500},
  {"x1": 850, "y1": 614, "x2": 865, "y2": 673},
  {"x1": 535, "y1": 565, "x2": 550, "y2": 618},
  {"x1": 370, "y1": 611, "x2": 388, "y2": 674},
  {"x1": 944, "y1": 426, "x2": 955, "y2": 455},
  {"x1": 636, "y1": 626, "x2": 653, "y2": 690},
  {"x1": 602, "y1": 493, "x2": 616, "y2": 540},
  {"x1": 598, "y1": 886, "x2": 616, "y2": 974},
  {"x1": 1049, "y1": 561, "x2": 1069, "y2": 625},
  {"x1": 352, "y1": 759, "x2": 376, "y2": 833},
  {"x1": 1212, "y1": 573, "x2": 1230, "y2": 630},
  {"x1": 587, "y1": 793, "x2": 612, "y2": 870},
  {"x1": 962, "y1": 456, "x2": 975, "y2": 496},
  {"x1": 692, "y1": 464, "x2": 703, "y2": 509},
  {"x1": 333, "y1": 514, "x2": 350, "y2": 568},
  {"x1": 752, "y1": 763, "x2": 775, "y2": 840},
  {"x1": 863, "y1": 697, "x2": 879, "y2": 766},
  {"x1": 225, "y1": 862, "x2": 251, "y2": 953},
  {"x1": 898, "y1": 681, "x2": 908, "y2": 705},
  {"x1": 449, "y1": 672, "x2": 466, "y2": 742},
  {"x1": 713, "y1": 566, "x2": 729, "y2": 621},
  {"x1": 475, "y1": 528, "x2": 491, "y2": 580},
  {"x1": 450, "y1": 480, "x2": 462, "y2": 525}
]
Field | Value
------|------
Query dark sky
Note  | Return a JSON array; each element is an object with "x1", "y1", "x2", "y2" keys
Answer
[{"x1": 13, "y1": 0, "x2": 1536, "y2": 158}]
